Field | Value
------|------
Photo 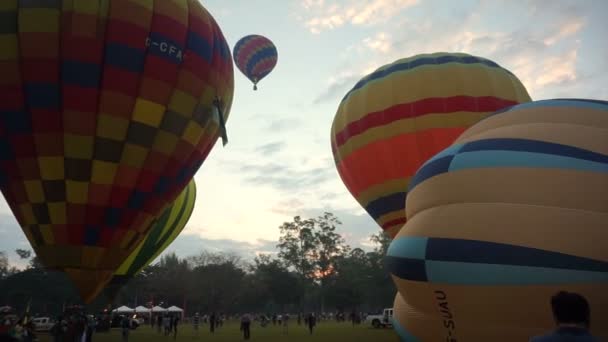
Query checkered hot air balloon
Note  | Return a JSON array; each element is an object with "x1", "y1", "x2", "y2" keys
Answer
[
  {"x1": 0, "y1": 0, "x2": 234, "y2": 303},
  {"x1": 233, "y1": 34, "x2": 277, "y2": 90},
  {"x1": 104, "y1": 179, "x2": 196, "y2": 299},
  {"x1": 330, "y1": 52, "x2": 531, "y2": 238}
]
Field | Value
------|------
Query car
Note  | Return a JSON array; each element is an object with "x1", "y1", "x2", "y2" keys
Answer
[
  {"x1": 32, "y1": 317, "x2": 55, "y2": 332},
  {"x1": 366, "y1": 308, "x2": 393, "y2": 328}
]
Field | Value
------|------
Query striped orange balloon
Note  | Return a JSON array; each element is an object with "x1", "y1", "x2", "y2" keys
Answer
[{"x1": 330, "y1": 52, "x2": 531, "y2": 237}]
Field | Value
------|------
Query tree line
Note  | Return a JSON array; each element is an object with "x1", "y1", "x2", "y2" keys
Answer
[{"x1": 0, "y1": 212, "x2": 395, "y2": 316}]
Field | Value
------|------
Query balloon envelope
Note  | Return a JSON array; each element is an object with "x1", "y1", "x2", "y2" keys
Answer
[
  {"x1": 233, "y1": 34, "x2": 277, "y2": 90},
  {"x1": 331, "y1": 52, "x2": 531, "y2": 237},
  {"x1": 105, "y1": 179, "x2": 196, "y2": 297},
  {"x1": 0, "y1": 0, "x2": 233, "y2": 302},
  {"x1": 387, "y1": 99, "x2": 608, "y2": 340}
]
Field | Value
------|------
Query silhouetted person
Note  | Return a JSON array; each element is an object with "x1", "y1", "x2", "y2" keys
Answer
[
  {"x1": 240, "y1": 313, "x2": 251, "y2": 340},
  {"x1": 530, "y1": 291, "x2": 599, "y2": 342},
  {"x1": 156, "y1": 315, "x2": 162, "y2": 333},
  {"x1": 172, "y1": 315, "x2": 179, "y2": 339},
  {"x1": 120, "y1": 316, "x2": 130, "y2": 342},
  {"x1": 307, "y1": 313, "x2": 316, "y2": 335},
  {"x1": 210, "y1": 313, "x2": 216, "y2": 334}
]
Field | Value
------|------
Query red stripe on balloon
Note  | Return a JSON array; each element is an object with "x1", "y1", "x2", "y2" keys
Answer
[
  {"x1": 382, "y1": 217, "x2": 407, "y2": 230},
  {"x1": 334, "y1": 96, "x2": 518, "y2": 147}
]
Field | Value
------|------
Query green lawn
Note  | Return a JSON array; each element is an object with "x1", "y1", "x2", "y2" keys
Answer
[{"x1": 37, "y1": 321, "x2": 400, "y2": 341}]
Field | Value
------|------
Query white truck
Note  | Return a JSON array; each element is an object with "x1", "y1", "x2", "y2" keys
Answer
[
  {"x1": 366, "y1": 308, "x2": 393, "y2": 328},
  {"x1": 32, "y1": 317, "x2": 55, "y2": 332}
]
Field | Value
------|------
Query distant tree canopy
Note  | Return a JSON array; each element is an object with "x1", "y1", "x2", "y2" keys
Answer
[{"x1": 0, "y1": 213, "x2": 395, "y2": 316}]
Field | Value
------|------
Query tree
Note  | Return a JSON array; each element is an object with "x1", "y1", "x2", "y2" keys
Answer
[
  {"x1": 0, "y1": 251, "x2": 8, "y2": 279},
  {"x1": 277, "y1": 215, "x2": 316, "y2": 279},
  {"x1": 15, "y1": 249, "x2": 31, "y2": 260}
]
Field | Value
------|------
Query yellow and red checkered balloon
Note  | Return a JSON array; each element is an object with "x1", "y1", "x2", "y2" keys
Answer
[{"x1": 0, "y1": 0, "x2": 234, "y2": 302}]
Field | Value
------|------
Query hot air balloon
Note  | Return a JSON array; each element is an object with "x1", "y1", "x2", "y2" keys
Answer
[
  {"x1": 330, "y1": 52, "x2": 531, "y2": 238},
  {"x1": 386, "y1": 99, "x2": 608, "y2": 340},
  {"x1": 105, "y1": 179, "x2": 196, "y2": 298},
  {"x1": 233, "y1": 34, "x2": 277, "y2": 90},
  {"x1": 0, "y1": 0, "x2": 234, "y2": 303},
  {"x1": 392, "y1": 293, "x2": 442, "y2": 342}
]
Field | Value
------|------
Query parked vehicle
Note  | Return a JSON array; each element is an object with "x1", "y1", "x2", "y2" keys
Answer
[
  {"x1": 32, "y1": 317, "x2": 55, "y2": 332},
  {"x1": 366, "y1": 308, "x2": 393, "y2": 328}
]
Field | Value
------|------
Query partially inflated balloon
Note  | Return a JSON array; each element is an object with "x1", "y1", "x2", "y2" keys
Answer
[
  {"x1": 331, "y1": 52, "x2": 530, "y2": 237},
  {"x1": 387, "y1": 99, "x2": 608, "y2": 340},
  {"x1": 0, "y1": 0, "x2": 233, "y2": 302},
  {"x1": 233, "y1": 35, "x2": 277, "y2": 90},
  {"x1": 392, "y1": 293, "x2": 443, "y2": 342},
  {"x1": 105, "y1": 179, "x2": 196, "y2": 298}
]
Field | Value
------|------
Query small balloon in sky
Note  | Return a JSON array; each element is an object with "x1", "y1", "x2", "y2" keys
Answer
[{"x1": 233, "y1": 34, "x2": 278, "y2": 90}]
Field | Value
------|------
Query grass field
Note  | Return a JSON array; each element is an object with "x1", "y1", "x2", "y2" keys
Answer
[{"x1": 37, "y1": 321, "x2": 400, "y2": 341}]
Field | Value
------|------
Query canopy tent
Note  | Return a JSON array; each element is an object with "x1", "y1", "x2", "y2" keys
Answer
[
  {"x1": 112, "y1": 306, "x2": 134, "y2": 313},
  {"x1": 151, "y1": 306, "x2": 167, "y2": 313},
  {"x1": 167, "y1": 306, "x2": 184, "y2": 319},
  {"x1": 135, "y1": 306, "x2": 151, "y2": 314}
]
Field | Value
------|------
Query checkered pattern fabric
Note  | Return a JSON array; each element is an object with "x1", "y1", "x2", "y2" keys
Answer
[{"x1": 0, "y1": 0, "x2": 234, "y2": 302}]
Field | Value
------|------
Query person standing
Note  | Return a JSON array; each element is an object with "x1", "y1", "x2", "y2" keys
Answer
[
  {"x1": 172, "y1": 315, "x2": 179, "y2": 340},
  {"x1": 193, "y1": 313, "x2": 200, "y2": 338},
  {"x1": 120, "y1": 316, "x2": 130, "y2": 342},
  {"x1": 282, "y1": 313, "x2": 290, "y2": 335},
  {"x1": 156, "y1": 315, "x2": 162, "y2": 333},
  {"x1": 530, "y1": 291, "x2": 600, "y2": 342},
  {"x1": 240, "y1": 313, "x2": 251, "y2": 340},
  {"x1": 209, "y1": 312, "x2": 216, "y2": 334},
  {"x1": 307, "y1": 313, "x2": 316, "y2": 335}
]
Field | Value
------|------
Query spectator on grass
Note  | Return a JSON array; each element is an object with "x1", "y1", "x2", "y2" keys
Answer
[
  {"x1": 210, "y1": 312, "x2": 216, "y2": 334},
  {"x1": 307, "y1": 313, "x2": 316, "y2": 335},
  {"x1": 193, "y1": 313, "x2": 200, "y2": 337},
  {"x1": 282, "y1": 313, "x2": 290, "y2": 335},
  {"x1": 240, "y1": 313, "x2": 252, "y2": 340}
]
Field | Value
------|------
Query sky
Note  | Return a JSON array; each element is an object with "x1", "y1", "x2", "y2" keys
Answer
[{"x1": 1, "y1": 0, "x2": 607, "y2": 268}]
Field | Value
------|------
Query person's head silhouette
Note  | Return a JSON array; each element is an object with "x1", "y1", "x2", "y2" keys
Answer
[{"x1": 551, "y1": 291, "x2": 590, "y2": 328}]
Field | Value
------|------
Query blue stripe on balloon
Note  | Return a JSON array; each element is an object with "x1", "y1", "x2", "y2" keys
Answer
[
  {"x1": 24, "y1": 84, "x2": 60, "y2": 108},
  {"x1": 385, "y1": 256, "x2": 428, "y2": 281},
  {"x1": 426, "y1": 238, "x2": 608, "y2": 272},
  {"x1": 187, "y1": 30, "x2": 213, "y2": 63},
  {"x1": 426, "y1": 261, "x2": 608, "y2": 285},
  {"x1": 459, "y1": 138, "x2": 608, "y2": 164},
  {"x1": 387, "y1": 237, "x2": 428, "y2": 259},
  {"x1": 365, "y1": 191, "x2": 406, "y2": 220},
  {"x1": 408, "y1": 155, "x2": 454, "y2": 192},
  {"x1": 449, "y1": 150, "x2": 608, "y2": 173},
  {"x1": 342, "y1": 55, "x2": 512, "y2": 103},
  {"x1": 392, "y1": 318, "x2": 423, "y2": 342},
  {"x1": 487, "y1": 98, "x2": 608, "y2": 118},
  {"x1": 62, "y1": 60, "x2": 101, "y2": 88},
  {"x1": 105, "y1": 43, "x2": 145, "y2": 73},
  {"x1": 245, "y1": 46, "x2": 277, "y2": 78}
]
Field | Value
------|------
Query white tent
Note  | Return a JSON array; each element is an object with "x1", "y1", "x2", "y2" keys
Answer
[
  {"x1": 151, "y1": 306, "x2": 167, "y2": 313},
  {"x1": 167, "y1": 306, "x2": 183, "y2": 313},
  {"x1": 112, "y1": 306, "x2": 134, "y2": 313},
  {"x1": 135, "y1": 306, "x2": 151, "y2": 314}
]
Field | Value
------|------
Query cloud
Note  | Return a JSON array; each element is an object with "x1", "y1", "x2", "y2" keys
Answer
[
  {"x1": 255, "y1": 142, "x2": 286, "y2": 156},
  {"x1": 161, "y1": 233, "x2": 279, "y2": 262},
  {"x1": 299, "y1": 0, "x2": 419, "y2": 34},
  {"x1": 317, "y1": 2, "x2": 594, "y2": 101},
  {"x1": 313, "y1": 71, "x2": 362, "y2": 104},
  {"x1": 363, "y1": 32, "x2": 392, "y2": 53},
  {"x1": 241, "y1": 162, "x2": 334, "y2": 193}
]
